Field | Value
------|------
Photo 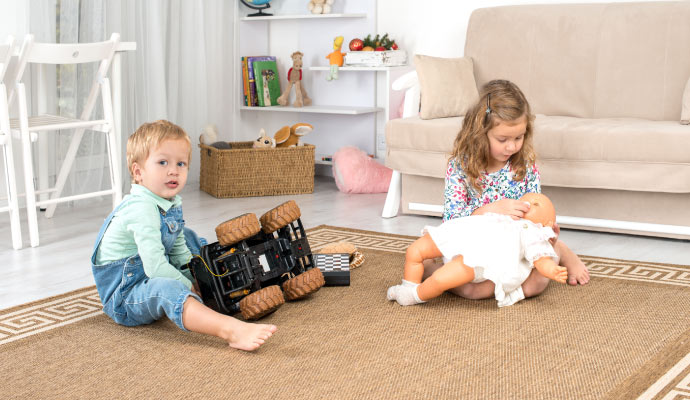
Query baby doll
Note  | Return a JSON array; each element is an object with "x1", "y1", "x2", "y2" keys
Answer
[{"x1": 387, "y1": 193, "x2": 567, "y2": 307}]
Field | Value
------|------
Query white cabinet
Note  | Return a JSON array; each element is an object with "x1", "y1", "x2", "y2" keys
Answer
[{"x1": 233, "y1": 0, "x2": 407, "y2": 164}]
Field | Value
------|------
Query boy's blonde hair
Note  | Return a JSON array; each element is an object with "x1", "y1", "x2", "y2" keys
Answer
[
  {"x1": 450, "y1": 79, "x2": 536, "y2": 193},
  {"x1": 126, "y1": 120, "x2": 192, "y2": 183}
]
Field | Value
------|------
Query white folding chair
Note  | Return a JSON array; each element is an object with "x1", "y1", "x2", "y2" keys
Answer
[
  {"x1": 10, "y1": 33, "x2": 122, "y2": 247},
  {"x1": 0, "y1": 36, "x2": 23, "y2": 249}
]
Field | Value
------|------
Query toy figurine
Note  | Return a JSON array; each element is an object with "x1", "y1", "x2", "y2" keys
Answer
[
  {"x1": 387, "y1": 193, "x2": 567, "y2": 308},
  {"x1": 277, "y1": 51, "x2": 312, "y2": 107},
  {"x1": 326, "y1": 36, "x2": 345, "y2": 81}
]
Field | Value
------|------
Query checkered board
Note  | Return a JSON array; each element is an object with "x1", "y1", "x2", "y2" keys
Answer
[{"x1": 314, "y1": 253, "x2": 350, "y2": 286}]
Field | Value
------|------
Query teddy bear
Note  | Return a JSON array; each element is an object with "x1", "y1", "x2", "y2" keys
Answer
[
  {"x1": 308, "y1": 0, "x2": 334, "y2": 14},
  {"x1": 274, "y1": 123, "x2": 313, "y2": 148},
  {"x1": 252, "y1": 128, "x2": 276, "y2": 149}
]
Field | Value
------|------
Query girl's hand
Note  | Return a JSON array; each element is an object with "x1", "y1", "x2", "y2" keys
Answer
[
  {"x1": 549, "y1": 222, "x2": 561, "y2": 246},
  {"x1": 481, "y1": 199, "x2": 531, "y2": 220}
]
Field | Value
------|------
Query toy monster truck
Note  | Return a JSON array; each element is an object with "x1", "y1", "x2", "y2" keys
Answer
[{"x1": 187, "y1": 200, "x2": 325, "y2": 320}]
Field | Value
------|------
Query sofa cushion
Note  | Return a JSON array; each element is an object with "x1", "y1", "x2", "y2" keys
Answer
[
  {"x1": 385, "y1": 115, "x2": 461, "y2": 177},
  {"x1": 535, "y1": 116, "x2": 690, "y2": 193},
  {"x1": 385, "y1": 115, "x2": 690, "y2": 193},
  {"x1": 464, "y1": 2, "x2": 690, "y2": 121},
  {"x1": 414, "y1": 55, "x2": 479, "y2": 120}
]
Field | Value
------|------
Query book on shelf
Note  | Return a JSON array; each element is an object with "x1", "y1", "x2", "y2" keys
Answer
[
  {"x1": 244, "y1": 55, "x2": 276, "y2": 107},
  {"x1": 253, "y1": 59, "x2": 281, "y2": 107},
  {"x1": 240, "y1": 57, "x2": 249, "y2": 106}
]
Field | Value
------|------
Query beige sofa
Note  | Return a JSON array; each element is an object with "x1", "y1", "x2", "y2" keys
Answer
[{"x1": 382, "y1": 1, "x2": 690, "y2": 239}]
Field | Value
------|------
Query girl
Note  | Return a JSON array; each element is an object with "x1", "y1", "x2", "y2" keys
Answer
[{"x1": 437, "y1": 80, "x2": 589, "y2": 300}]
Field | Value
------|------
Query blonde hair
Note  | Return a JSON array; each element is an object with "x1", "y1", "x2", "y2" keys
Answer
[
  {"x1": 126, "y1": 120, "x2": 191, "y2": 183},
  {"x1": 450, "y1": 79, "x2": 535, "y2": 193}
]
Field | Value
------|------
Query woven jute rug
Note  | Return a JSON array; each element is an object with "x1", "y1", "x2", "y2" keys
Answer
[{"x1": 2, "y1": 225, "x2": 689, "y2": 399}]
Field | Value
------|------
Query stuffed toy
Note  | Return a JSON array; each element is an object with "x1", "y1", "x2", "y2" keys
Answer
[
  {"x1": 275, "y1": 123, "x2": 313, "y2": 148},
  {"x1": 252, "y1": 128, "x2": 276, "y2": 149},
  {"x1": 318, "y1": 241, "x2": 365, "y2": 269},
  {"x1": 332, "y1": 146, "x2": 393, "y2": 194},
  {"x1": 199, "y1": 124, "x2": 230, "y2": 149},
  {"x1": 387, "y1": 193, "x2": 568, "y2": 308},
  {"x1": 277, "y1": 51, "x2": 312, "y2": 108},
  {"x1": 326, "y1": 36, "x2": 345, "y2": 81},
  {"x1": 308, "y1": 0, "x2": 334, "y2": 14}
]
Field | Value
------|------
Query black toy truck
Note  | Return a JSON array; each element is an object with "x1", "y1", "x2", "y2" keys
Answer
[{"x1": 187, "y1": 200, "x2": 325, "y2": 320}]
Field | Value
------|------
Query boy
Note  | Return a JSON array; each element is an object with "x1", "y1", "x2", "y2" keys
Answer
[{"x1": 91, "y1": 120, "x2": 276, "y2": 351}]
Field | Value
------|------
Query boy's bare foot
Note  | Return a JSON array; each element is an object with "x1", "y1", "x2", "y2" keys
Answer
[{"x1": 222, "y1": 319, "x2": 277, "y2": 351}]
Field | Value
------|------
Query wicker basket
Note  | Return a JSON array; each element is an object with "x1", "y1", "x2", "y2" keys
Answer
[{"x1": 199, "y1": 142, "x2": 315, "y2": 198}]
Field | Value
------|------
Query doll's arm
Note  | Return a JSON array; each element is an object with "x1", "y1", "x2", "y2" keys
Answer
[{"x1": 533, "y1": 256, "x2": 567, "y2": 284}]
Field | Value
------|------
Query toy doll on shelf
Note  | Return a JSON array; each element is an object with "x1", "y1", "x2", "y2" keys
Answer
[
  {"x1": 326, "y1": 36, "x2": 345, "y2": 81},
  {"x1": 387, "y1": 193, "x2": 567, "y2": 308}
]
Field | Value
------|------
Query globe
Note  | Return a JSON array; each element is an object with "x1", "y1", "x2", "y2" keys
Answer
[{"x1": 240, "y1": 0, "x2": 273, "y2": 17}]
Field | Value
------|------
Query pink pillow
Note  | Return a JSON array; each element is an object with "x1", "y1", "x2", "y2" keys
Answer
[{"x1": 332, "y1": 146, "x2": 393, "y2": 194}]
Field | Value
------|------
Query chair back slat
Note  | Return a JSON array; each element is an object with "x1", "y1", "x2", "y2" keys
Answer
[
  {"x1": 27, "y1": 39, "x2": 117, "y2": 65},
  {"x1": 0, "y1": 36, "x2": 15, "y2": 81},
  {"x1": 15, "y1": 33, "x2": 120, "y2": 82}
]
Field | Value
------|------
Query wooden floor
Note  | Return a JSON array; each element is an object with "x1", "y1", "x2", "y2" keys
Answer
[{"x1": 1, "y1": 176, "x2": 688, "y2": 310}]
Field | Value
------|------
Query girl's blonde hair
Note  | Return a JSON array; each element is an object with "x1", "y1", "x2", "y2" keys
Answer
[
  {"x1": 126, "y1": 120, "x2": 191, "y2": 183},
  {"x1": 450, "y1": 79, "x2": 535, "y2": 193}
]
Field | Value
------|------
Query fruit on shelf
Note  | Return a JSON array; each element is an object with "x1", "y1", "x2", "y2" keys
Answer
[
  {"x1": 362, "y1": 46, "x2": 374, "y2": 51},
  {"x1": 360, "y1": 33, "x2": 399, "y2": 51},
  {"x1": 349, "y1": 38, "x2": 364, "y2": 51}
]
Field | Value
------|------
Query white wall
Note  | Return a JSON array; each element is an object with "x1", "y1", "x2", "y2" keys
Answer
[{"x1": 378, "y1": 0, "x2": 673, "y2": 59}]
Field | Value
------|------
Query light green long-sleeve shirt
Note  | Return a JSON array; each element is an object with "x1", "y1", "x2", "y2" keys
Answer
[{"x1": 95, "y1": 184, "x2": 193, "y2": 289}]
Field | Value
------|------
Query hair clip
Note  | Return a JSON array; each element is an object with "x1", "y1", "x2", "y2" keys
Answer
[{"x1": 485, "y1": 93, "x2": 491, "y2": 115}]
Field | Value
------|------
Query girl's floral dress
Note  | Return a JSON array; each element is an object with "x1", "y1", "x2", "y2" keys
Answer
[{"x1": 443, "y1": 158, "x2": 541, "y2": 221}]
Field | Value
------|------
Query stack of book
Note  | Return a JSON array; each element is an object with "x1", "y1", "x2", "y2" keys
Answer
[{"x1": 241, "y1": 56, "x2": 281, "y2": 107}]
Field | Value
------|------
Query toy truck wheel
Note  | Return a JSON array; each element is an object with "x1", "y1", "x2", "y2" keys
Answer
[
  {"x1": 239, "y1": 285, "x2": 285, "y2": 320},
  {"x1": 260, "y1": 200, "x2": 301, "y2": 234},
  {"x1": 215, "y1": 213, "x2": 261, "y2": 246},
  {"x1": 282, "y1": 267, "x2": 325, "y2": 300}
]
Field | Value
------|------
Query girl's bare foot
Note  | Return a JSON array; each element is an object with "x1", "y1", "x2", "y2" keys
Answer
[
  {"x1": 221, "y1": 319, "x2": 277, "y2": 351},
  {"x1": 565, "y1": 257, "x2": 590, "y2": 286},
  {"x1": 554, "y1": 240, "x2": 590, "y2": 285}
]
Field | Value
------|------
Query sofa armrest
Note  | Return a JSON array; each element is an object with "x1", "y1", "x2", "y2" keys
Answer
[{"x1": 392, "y1": 70, "x2": 420, "y2": 119}]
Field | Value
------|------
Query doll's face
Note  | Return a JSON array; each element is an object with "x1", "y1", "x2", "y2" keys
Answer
[{"x1": 520, "y1": 193, "x2": 556, "y2": 227}]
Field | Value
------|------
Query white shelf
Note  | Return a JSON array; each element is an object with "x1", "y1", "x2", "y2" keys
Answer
[
  {"x1": 240, "y1": 13, "x2": 367, "y2": 21},
  {"x1": 309, "y1": 65, "x2": 407, "y2": 72},
  {"x1": 315, "y1": 153, "x2": 333, "y2": 165},
  {"x1": 240, "y1": 105, "x2": 382, "y2": 115}
]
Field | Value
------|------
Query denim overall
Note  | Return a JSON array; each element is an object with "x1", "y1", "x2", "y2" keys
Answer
[{"x1": 91, "y1": 200, "x2": 204, "y2": 331}]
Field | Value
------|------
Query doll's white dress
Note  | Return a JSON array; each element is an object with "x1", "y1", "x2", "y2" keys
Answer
[{"x1": 424, "y1": 213, "x2": 559, "y2": 307}]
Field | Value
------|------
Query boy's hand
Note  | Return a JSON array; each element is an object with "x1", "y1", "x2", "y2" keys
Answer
[
  {"x1": 481, "y1": 199, "x2": 531, "y2": 220},
  {"x1": 191, "y1": 283, "x2": 201, "y2": 296}
]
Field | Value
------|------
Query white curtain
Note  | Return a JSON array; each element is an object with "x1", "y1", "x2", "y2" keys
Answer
[
  {"x1": 106, "y1": 0, "x2": 235, "y2": 192},
  {"x1": 16, "y1": 0, "x2": 234, "y2": 209}
]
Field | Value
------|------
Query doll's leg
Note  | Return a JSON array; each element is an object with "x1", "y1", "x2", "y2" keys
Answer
[
  {"x1": 422, "y1": 259, "x2": 495, "y2": 300},
  {"x1": 402, "y1": 234, "x2": 443, "y2": 284},
  {"x1": 416, "y1": 255, "x2": 475, "y2": 301},
  {"x1": 387, "y1": 234, "x2": 442, "y2": 305},
  {"x1": 553, "y1": 239, "x2": 590, "y2": 285}
]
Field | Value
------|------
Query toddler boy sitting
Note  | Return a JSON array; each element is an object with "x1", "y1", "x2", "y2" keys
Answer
[{"x1": 91, "y1": 120, "x2": 276, "y2": 351}]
